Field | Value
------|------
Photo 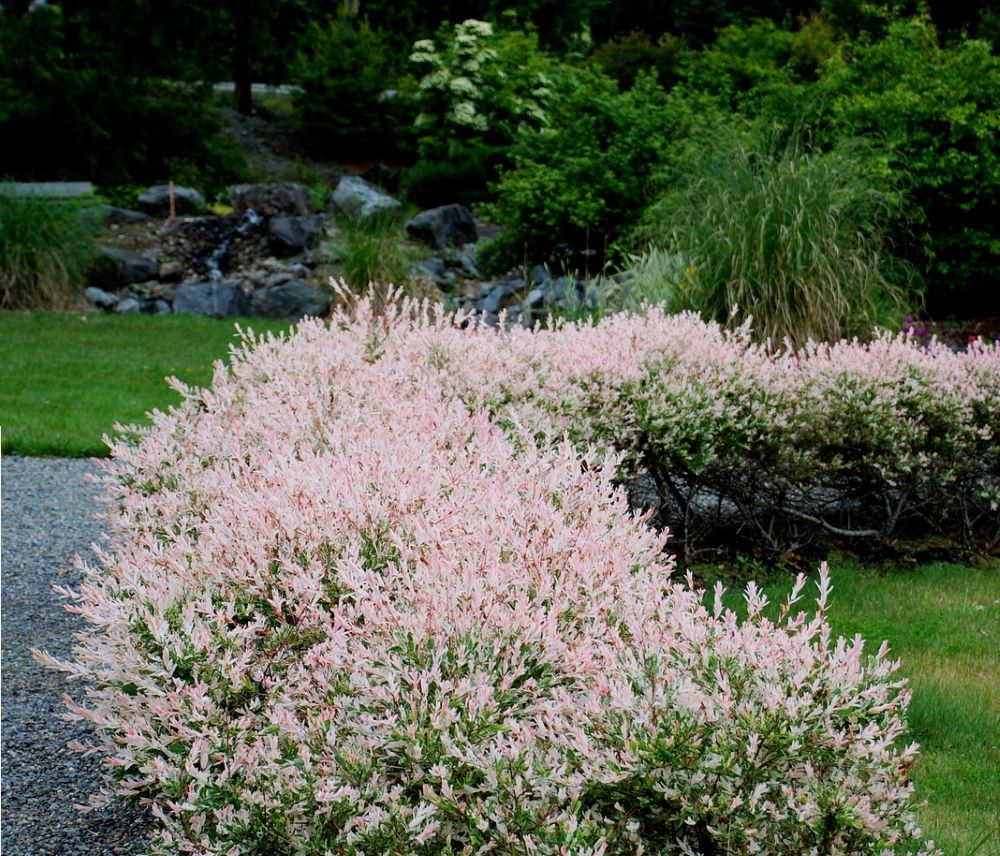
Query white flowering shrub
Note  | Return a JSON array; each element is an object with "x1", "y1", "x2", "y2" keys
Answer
[
  {"x1": 409, "y1": 19, "x2": 556, "y2": 161},
  {"x1": 39, "y1": 296, "x2": 967, "y2": 854}
]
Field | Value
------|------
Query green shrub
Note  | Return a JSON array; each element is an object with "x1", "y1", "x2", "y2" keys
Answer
[
  {"x1": 293, "y1": 13, "x2": 413, "y2": 160},
  {"x1": 0, "y1": 188, "x2": 100, "y2": 310},
  {"x1": 636, "y1": 126, "x2": 912, "y2": 346},
  {"x1": 811, "y1": 19, "x2": 1000, "y2": 315},
  {"x1": 479, "y1": 70, "x2": 691, "y2": 273},
  {"x1": 398, "y1": 142, "x2": 504, "y2": 208},
  {"x1": 588, "y1": 29, "x2": 686, "y2": 88}
]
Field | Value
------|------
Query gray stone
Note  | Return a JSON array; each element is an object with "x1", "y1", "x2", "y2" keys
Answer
[
  {"x1": 266, "y1": 271, "x2": 295, "y2": 288},
  {"x1": 250, "y1": 280, "x2": 331, "y2": 320},
  {"x1": 84, "y1": 286, "x2": 118, "y2": 310},
  {"x1": 523, "y1": 286, "x2": 547, "y2": 310},
  {"x1": 158, "y1": 260, "x2": 184, "y2": 282},
  {"x1": 329, "y1": 176, "x2": 401, "y2": 221},
  {"x1": 115, "y1": 297, "x2": 141, "y2": 314},
  {"x1": 104, "y1": 206, "x2": 152, "y2": 225},
  {"x1": 127, "y1": 280, "x2": 158, "y2": 299},
  {"x1": 413, "y1": 257, "x2": 449, "y2": 287},
  {"x1": 173, "y1": 281, "x2": 250, "y2": 318},
  {"x1": 405, "y1": 204, "x2": 478, "y2": 250},
  {"x1": 150, "y1": 282, "x2": 176, "y2": 301},
  {"x1": 89, "y1": 247, "x2": 159, "y2": 288},
  {"x1": 228, "y1": 183, "x2": 315, "y2": 217},
  {"x1": 268, "y1": 214, "x2": 323, "y2": 256},
  {"x1": 455, "y1": 250, "x2": 482, "y2": 279},
  {"x1": 476, "y1": 283, "x2": 514, "y2": 315},
  {"x1": 529, "y1": 264, "x2": 552, "y2": 286},
  {"x1": 152, "y1": 299, "x2": 172, "y2": 315},
  {"x1": 136, "y1": 184, "x2": 205, "y2": 216}
]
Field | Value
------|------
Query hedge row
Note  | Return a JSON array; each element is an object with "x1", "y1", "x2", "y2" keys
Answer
[
  {"x1": 42, "y1": 297, "x2": 947, "y2": 853},
  {"x1": 400, "y1": 304, "x2": 1000, "y2": 560}
]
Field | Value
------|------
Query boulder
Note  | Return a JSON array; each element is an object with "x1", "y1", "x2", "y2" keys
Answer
[
  {"x1": 475, "y1": 282, "x2": 515, "y2": 315},
  {"x1": 250, "y1": 280, "x2": 331, "y2": 320},
  {"x1": 328, "y1": 176, "x2": 401, "y2": 221},
  {"x1": 158, "y1": 260, "x2": 184, "y2": 282},
  {"x1": 454, "y1": 249, "x2": 482, "y2": 279},
  {"x1": 115, "y1": 297, "x2": 142, "y2": 314},
  {"x1": 104, "y1": 206, "x2": 152, "y2": 225},
  {"x1": 228, "y1": 183, "x2": 315, "y2": 217},
  {"x1": 136, "y1": 185, "x2": 205, "y2": 216},
  {"x1": 267, "y1": 214, "x2": 324, "y2": 256},
  {"x1": 89, "y1": 247, "x2": 160, "y2": 288},
  {"x1": 405, "y1": 204, "x2": 478, "y2": 250},
  {"x1": 173, "y1": 281, "x2": 250, "y2": 318},
  {"x1": 84, "y1": 286, "x2": 118, "y2": 311},
  {"x1": 412, "y1": 257, "x2": 448, "y2": 287}
]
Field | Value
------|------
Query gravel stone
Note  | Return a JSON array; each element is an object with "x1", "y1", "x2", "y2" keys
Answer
[{"x1": 1, "y1": 456, "x2": 152, "y2": 855}]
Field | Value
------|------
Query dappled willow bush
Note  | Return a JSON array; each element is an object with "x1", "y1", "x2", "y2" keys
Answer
[{"x1": 41, "y1": 296, "x2": 941, "y2": 855}]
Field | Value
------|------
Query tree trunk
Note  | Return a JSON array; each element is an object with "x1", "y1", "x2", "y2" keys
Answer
[{"x1": 233, "y1": 0, "x2": 253, "y2": 115}]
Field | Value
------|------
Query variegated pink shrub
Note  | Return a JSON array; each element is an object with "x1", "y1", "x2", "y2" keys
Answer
[{"x1": 40, "y1": 296, "x2": 955, "y2": 854}]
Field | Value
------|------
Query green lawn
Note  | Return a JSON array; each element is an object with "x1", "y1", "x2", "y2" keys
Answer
[
  {"x1": 0, "y1": 311, "x2": 293, "y2": 456},
  {"x1": 714, "y1": 559, "x2": 1000, "y2": 856}
]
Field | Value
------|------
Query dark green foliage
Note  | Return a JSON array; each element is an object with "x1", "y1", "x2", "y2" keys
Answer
[
  {"x1": 399, "y1": 144, "x2": 504, "y2": 208},
  {"x1": 0, "y1": 6, "x2": 247, "y2": 195},
  {"x1": 810, "y1": 19, "x2": 1000, "y2": 314},
  {"x1": 479, "y1": 71, "x2": 688, "y2": 274},
  {"x1": 588, "y1": 30, "x2": 686, "y2": 89},
  {"x1": 293, "y1": 14, "x2": 415, "y2": 161}
]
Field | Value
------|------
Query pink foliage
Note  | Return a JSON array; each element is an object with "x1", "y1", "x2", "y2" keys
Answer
[{"x1": 37, "y1": 295, "x2": 953, "y2": 854}]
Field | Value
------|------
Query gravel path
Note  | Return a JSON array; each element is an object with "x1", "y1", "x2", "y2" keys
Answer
[{"x1": 2, "y1": 456, "x2": 151, "y2": 855}]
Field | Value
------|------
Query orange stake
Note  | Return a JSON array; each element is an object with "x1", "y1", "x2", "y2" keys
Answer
[{"x1": 168, "y1": 179, "x2": 176, "y2": 219}]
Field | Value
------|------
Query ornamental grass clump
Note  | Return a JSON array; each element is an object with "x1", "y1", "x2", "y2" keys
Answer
[
  {"x1": 0, "y1": 186, "x2": 99, "y2": 309},
  {"x1": 637, "y1": 128, "x2": 911, "y2": 347},
  {"x1": 40, "y1": 295, "x2": 937, "y2": 854}
]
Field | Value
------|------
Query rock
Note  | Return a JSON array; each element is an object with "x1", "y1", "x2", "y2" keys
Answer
[
  {"x1": 405, "y1": 204, "x2": 478, "y2": 250},
  {"x1": 529, "y1": 263, "x2": 552, "y2": 286},
  {"x1": 104, "y1": 206, "x2": 151, "y2": 225},
  {"x1": 84, "y1": 286, "x2": 118, "y2": 310},
  {"x1": 454, "y1": 250, "x2": 482, "y2": 279},
  {"x1": 150, "y1": 282, "x2": 176, "y2": 301},
  {"x1": 523, "y1": 286, "x2": 547, "y2": 311},
  {"x1": 329, "y1": 176, "x2": 401, "y2": 221},
  {"x1": 228, "y1": 183, "x2": 315, "y2": 217},
  {"x1": 127, "y1": 280, "x2": 158, "y2": 299},
  {"x1": 158, "y1": 260, "x2": 184, "y2": 282},
  {"x1": 139, "y1": 299, "x2": 171, "y2": 314},
  {"x1": 136, "y1": 184, "x2": 205, "y2": 216},
  {"x1": 115, "y1": 297, "x2": 141, "y2": 314},
  {"x1": 476, "y1": 282, "x2": 515, "y2": 315},
  {"x1": 250, "y1": 280, "x2": 331, "y2": 320},
  {"x1": 265, "y1": 271, "x2": 293, "y2": 288},
  {"x1": 360, "y1": 163, "x2": 399, "y2": 192},
  {"x1": 173, "y1": 281, "x2": 250, "y2": 318},
  {"x1": 267, "y1": 214, "x2": 324, "y2": 256},
  {"x1": 89, "y1": 247, "x2": 159, "y2": 288},
  {"x1": 412, "y1": 257, "x2": 449, "y2": 287}
]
